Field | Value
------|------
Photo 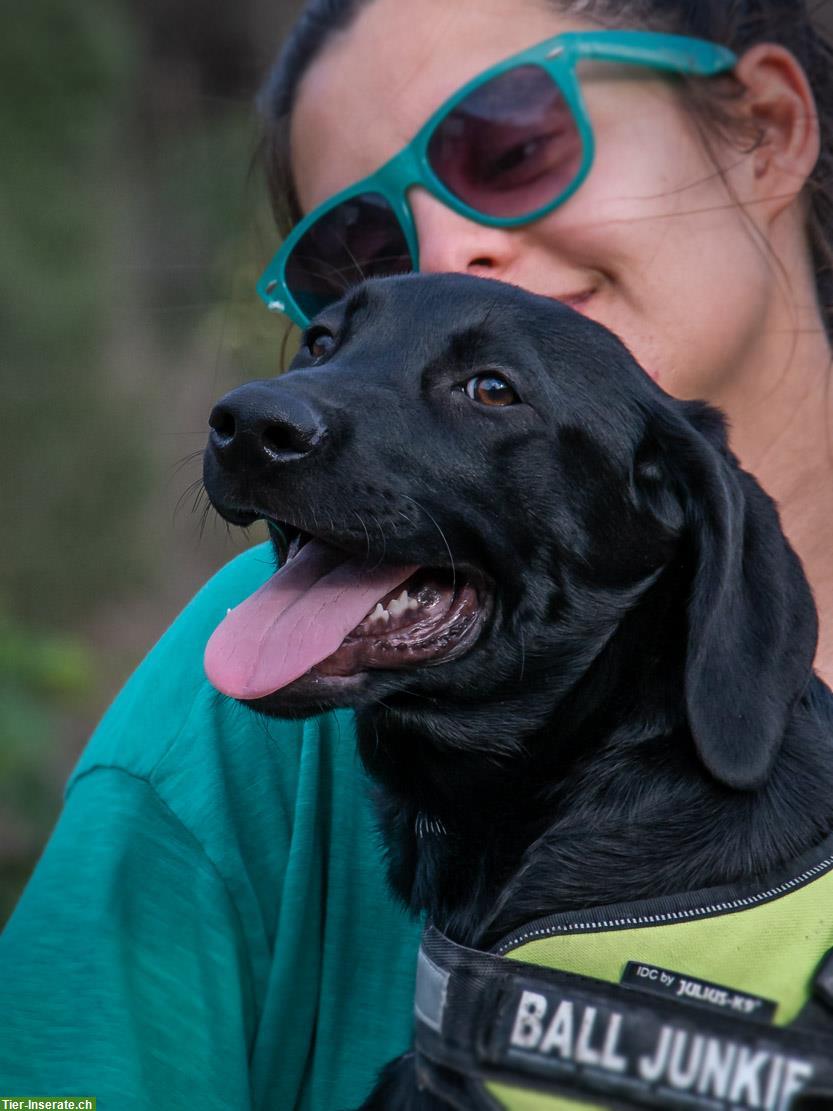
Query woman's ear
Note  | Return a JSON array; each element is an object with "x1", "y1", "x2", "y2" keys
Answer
[{"x1": 731, "y1": 43, "x2": 821, "y2": 221}]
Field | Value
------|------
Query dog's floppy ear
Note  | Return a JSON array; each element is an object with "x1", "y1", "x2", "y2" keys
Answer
[{"x1": 653, "y1": 400, "x2": 818, "y2": 790}]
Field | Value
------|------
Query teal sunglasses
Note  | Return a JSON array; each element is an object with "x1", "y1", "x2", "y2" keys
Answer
[{"x1": 258, "y1": 30, "x2": 737, "y2": 328}]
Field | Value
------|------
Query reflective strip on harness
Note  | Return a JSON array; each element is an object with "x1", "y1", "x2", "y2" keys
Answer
[
  {"x1": 413, "y1": 926, "x2": 833, "y2": 1110},
  {"x1": 415, "y1": 946, "x2": 450, "y2": 1033}
]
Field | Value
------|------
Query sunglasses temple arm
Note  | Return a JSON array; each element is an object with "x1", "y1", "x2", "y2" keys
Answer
[{"x1": 565, "y1": 35, "x2": 737, "y2": 77}]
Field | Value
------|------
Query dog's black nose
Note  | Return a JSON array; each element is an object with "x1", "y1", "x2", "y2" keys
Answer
[{"x1": 208, "y1": 382, "x2": 324, "y2": 468}]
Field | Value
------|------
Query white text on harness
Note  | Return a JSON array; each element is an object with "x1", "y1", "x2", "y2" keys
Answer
[{"x1": 509, "y1": 990, "x2": 813, "y2": 1110}]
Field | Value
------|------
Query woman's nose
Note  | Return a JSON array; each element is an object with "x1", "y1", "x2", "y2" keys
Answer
[{"x1": 408, "y1": 187, "x2": 518, "y2": 276}]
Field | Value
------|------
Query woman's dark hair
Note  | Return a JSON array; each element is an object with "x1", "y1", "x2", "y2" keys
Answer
[{"x1": 259, "y1": 0, "x2": 833, "y2": 338}]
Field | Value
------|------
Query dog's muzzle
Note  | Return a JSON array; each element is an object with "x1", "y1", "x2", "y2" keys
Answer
[{"x1": 202, "y1": 382, "x2": 490, "y2": 703}]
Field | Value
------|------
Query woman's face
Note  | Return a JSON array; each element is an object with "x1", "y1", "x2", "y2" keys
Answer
[{"x1": 290, "y1": 0, "x2": 778, "y2": 403}]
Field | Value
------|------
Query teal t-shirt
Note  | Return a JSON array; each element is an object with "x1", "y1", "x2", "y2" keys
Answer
[{"x1": 0, "y1": 544, "x2": 423, "y2": 1109}]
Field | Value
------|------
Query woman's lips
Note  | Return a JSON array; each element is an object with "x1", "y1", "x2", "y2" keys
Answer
[{"x1": 552, "y1": 290, "x2": 595, "y2": 314}]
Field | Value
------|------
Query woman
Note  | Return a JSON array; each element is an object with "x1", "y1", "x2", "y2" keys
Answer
[{"x1": 0, "y1": 1, "x2": 830, "y2": 1109}]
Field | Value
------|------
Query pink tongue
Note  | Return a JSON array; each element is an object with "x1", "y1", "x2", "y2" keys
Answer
[{"x1": 204, "y1": 539, "x2": 418, "y2": 700}]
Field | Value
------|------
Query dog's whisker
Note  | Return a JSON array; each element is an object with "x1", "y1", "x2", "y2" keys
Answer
[
  {"x1": 370, "y1": 510, "x2": 388, "y2": 565},
  {"x1": 368, "y1": 722, "x2": 381, "y2": 763},
  {"x1": 478, "y1": 297, "x2": 502, "y2": 332},
  {"x1": 353, "y1": 510, "x2": 372, "y2": 561},
  {"x1": 332, "y1": 230, "x2": 368, "y2": 286},
  {"x1": 173, "y1": 477, "x2": 210, "y2": 527},
  {"x1": 293, "y1": 248, "x2": 410, "y2": 274},
  {"x1": 173, "y1": 477, "x2": 201, "y2": 518},
  {"x1": 171, "y1": 449, "x2": 204, "y2": 478},
  {"x1": 295, "y1": 252, "x2": 410, "y2": 285},
  {"x1": 197, "y1": 499, "x2": 214, "y2": 544},
  {"x1": 373, "y1": 680, "x2": 439, "y2": 705},
  {"x1": 399, "y1": 494, "x2": 456, "y2": 592},
  {"x1": 291, "y1": 254, "x2": 353, "y2": 292},
  {"x1": 191, "y1": 482, "x2": 208, "y2": 516}
]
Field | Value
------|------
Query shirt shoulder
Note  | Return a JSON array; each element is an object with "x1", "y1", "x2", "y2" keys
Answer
[
  {"x1": 4, "y1": 544, "x2": 422, "y2": 1107},
  {"x1": 66, "y1": 542, "x2": 374, "y2": 970},
  {"x1": 70, "y1": 541, "x2": 281, "y2": 786}
]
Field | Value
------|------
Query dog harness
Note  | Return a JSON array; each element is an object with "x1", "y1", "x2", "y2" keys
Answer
[{"x1": 412, "y1": 834, "x2": 833, "y2": 1110}]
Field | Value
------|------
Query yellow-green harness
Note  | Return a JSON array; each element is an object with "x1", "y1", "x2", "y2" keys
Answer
[{"x1": 412, "y1": 837, "x2": 833, "y2": 1109}]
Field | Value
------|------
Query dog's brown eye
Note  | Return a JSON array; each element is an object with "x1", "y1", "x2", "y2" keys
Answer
[
  {"x1": 306, "y1": 328, "x2": 336, "y2": 360},
  {"x1": 464, "y1": 374, "x2": 518, "y2": 407}
]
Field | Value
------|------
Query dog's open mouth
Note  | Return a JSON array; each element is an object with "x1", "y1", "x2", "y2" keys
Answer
[{"x1": 204, "y1": 526, "x2": 488, "y2": 701}]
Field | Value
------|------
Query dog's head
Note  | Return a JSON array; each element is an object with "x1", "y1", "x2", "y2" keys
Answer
[{"x1": 203, "y1": 273, "x2": 817, "y2": 790}]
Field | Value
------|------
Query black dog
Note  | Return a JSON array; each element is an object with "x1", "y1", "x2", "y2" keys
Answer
[{"x1": 203, "y1": 273, "x2": 833, "y2": 1108}]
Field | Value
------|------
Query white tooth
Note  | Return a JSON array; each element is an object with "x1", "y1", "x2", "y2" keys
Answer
[
  {"x1": 407, "y1": 597, "x2": 419, "y2": 611},
  {"x1": 369, "y1": 602, "x2": 390, "y2": 624},
  {"x1": 389, "y1": 589, "x2": 412, "y2": 618}
]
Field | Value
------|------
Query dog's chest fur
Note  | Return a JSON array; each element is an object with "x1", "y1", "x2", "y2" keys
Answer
[{"x1": 359, "y1": 678, "x2": 833, "y2": 955}]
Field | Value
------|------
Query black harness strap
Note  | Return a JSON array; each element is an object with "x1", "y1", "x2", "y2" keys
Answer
[{"x1": 413, "y1": 926, "x2": 833, "y2": 1110}]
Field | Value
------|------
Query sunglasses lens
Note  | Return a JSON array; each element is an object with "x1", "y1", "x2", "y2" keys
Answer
[
  {"x1": 427, "y1": 65, "x2": 584, "y2": 219},
  {"x1": 285, "y1": 192, "x2": 412, "y2": 320}
]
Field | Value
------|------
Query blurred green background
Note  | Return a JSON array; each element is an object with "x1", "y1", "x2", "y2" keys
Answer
[{"x1": 1, "y1": 0, "x2": 303, "y2": 923}]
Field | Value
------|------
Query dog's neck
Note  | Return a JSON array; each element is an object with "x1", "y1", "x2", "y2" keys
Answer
[
  {"x1": 360, "y1": 686, "x2": 833, "y2": 949},
  {"x1": 356, "y1": 577, "x2": 833, "y2": 949}
]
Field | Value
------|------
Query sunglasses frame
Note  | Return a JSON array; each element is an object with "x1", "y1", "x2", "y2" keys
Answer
[{"x1": 258, "y1": 30, "x2": 737, "y2": 328}]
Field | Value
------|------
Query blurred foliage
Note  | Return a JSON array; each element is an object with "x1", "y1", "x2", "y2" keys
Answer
[
  {"x1": 0, "y1": 618, "x2": 93, "y2": 702},
  {"x1": 0, "y1": 0, "x2": 142, "y2": 922},
  {"x1": 1, "y1": 0, "x2": 303, "y2": 922},
  {"x1": 0, "y1": 613, "x2": 96, "y2": 923},
  {"x1": 143, "y1": 106, "x2": 294, "y2": 372},
  {"x1": 1, "y1": 0, "x2": 152, "y2": 625}
]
